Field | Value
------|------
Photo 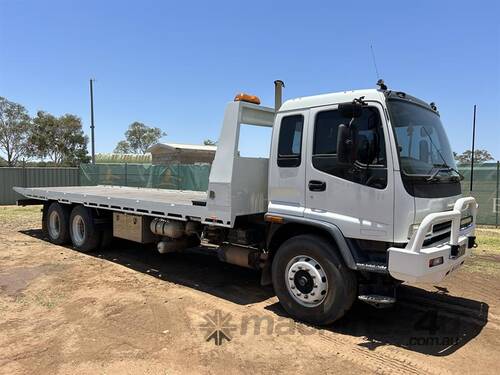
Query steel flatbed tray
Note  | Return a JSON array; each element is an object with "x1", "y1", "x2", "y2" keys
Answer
[{"x1": 14, "y1": 185, "x2": 210, "y2": 222}]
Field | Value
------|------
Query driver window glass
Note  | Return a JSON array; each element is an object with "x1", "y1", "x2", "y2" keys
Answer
[
  {"x1": 312, "y1": 106, "x2": 387, "y2": 189},
  {"x1": 277, "y1": 115, "x2": 304, "y2": 167}
]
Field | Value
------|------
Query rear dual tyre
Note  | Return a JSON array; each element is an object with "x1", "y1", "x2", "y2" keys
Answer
[
  {"x1": 42, "y1": 202, "x2": 71, "y2": 245},
  {"x1": 69, "y1": 205, "x2": 102, "y2": 252},
  {"x1": 42, "y1": 202, "x2": 110, "y2": 252},
  {"x1": 272, "y1": 234, "x2": 357, "y2": 325}
]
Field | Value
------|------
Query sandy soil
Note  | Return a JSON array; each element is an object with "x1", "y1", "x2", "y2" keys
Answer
[{"x1": 1, "y1": 206, "x2": 499, "y2": 374}]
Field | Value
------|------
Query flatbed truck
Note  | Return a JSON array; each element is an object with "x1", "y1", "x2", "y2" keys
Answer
[{"x1": 14, "y1": 81, "x2": 477, "y2": 325}]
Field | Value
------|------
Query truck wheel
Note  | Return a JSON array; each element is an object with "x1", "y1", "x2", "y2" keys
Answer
[
  {"x1": 272, "y1": 234, "x2": 357, "y2": 325},
  {"x1": 69, "y1": 205, "x2": 102, "y2": 252},
  {"x1": 43, "y1": 202, "x2": 71, "y2": 245}
]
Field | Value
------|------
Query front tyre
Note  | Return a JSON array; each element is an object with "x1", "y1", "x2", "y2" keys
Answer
[
  {"x1": 69, "y1": 205, "x2": 102, "y2": 252},
  {"x1": 272, "y1": 234, "x2": 357, "y2": 325}
]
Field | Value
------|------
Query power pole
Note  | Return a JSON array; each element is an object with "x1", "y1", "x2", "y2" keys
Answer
[
  {"x1": 496, "y1": 160, "x2": 499, "y2": 228},
  {"x1": 469, "y1": 105, "x2": 476, "y2": 192},
  {"x1": 90, "y1": 79, "x2": 96, "y2": 164}
]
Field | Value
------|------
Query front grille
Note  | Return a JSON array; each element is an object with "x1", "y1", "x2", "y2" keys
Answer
[
  {"x1": 431, "y1": 215, "x2": 473, "y2": 234},
  {"x1": 421, "y1": 214, "x2": 473, "y2": 248},
  {"x1": 433, "y1": 220, "x2": 451, "y2": 233},
  {"x1": 423, "y1": 231, "x2": 450, "y2": 247}
]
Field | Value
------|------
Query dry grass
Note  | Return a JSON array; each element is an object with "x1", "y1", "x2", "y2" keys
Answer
[
  {"x1": 0, "y1": 205, "x2": 42, "y2": 220},
  {"x1": 475, "y1": 226, "x2": 500, "y2": 254}
]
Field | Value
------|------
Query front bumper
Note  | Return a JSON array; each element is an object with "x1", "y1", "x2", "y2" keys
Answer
[{"x1": 388, "y1": 197, "x2": 477, "y2": 284}]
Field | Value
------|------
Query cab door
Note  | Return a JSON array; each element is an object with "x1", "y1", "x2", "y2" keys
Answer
[{"x1": 304, "y1": 102, "x2": 394, "y2": 242}]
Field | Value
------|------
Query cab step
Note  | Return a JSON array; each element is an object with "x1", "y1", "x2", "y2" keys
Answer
[
  {"x1": 355, "y1": 261, "x2": 389, "y2": 274},
  {"x1": 358, "y1": 294, "x2": 396, "y2": 308}
]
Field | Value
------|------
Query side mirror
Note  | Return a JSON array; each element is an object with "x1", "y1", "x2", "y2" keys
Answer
[
  {"x1": 337, "y1": 124, "x2": 352, "y2": 164},
  {"x1": 338, "y1": 102, "x2": 363, "y2": 119}
]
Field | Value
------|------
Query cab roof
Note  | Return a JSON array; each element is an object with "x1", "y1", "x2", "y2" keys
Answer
[{"x1": 279, "y1": 89, "x2": 385, "y2": 112}]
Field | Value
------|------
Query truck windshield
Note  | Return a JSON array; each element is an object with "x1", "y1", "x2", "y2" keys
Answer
[{"x1": 387, "y1": 99, "x2": 458, "y2": 179}]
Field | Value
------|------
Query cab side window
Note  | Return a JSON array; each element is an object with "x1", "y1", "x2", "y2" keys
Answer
[
  {"x1": 312, "y1": 107, "x2": 387, "y2": 189},
  {"x1": 277, "y1": 115, "x2": 304, "y2": 167}
]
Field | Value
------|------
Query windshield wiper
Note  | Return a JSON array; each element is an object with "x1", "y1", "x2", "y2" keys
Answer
[
  {"x1": 427, "y1": 166, "x2": 451, "y2": 181},
  {"x1": 427, "y1": 164, "x2": 464, "y2": 182},
  {"x1": 421, "y1": 128, "x2": 464, "y2": 181}
]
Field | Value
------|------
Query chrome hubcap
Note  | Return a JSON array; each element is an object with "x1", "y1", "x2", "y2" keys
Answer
[
  {"x1": 285, "y1": 255, "x2": 328, "y2": 307},
  {"x1": 72, "y1": 215, "x2": 86, "y2": 246}
]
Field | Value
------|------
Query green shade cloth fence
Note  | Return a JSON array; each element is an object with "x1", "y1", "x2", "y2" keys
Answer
[
  {"x1": 459, "y1": 162, "x2": 499, "y2": 227},
  {"x1": 79, "y1": 163, "x2": 211, "y2": 191}
]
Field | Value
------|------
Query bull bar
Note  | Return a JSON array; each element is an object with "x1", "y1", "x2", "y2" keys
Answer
[{"x1": 388, "y1": 197, "x2": 478, "y2": 283}]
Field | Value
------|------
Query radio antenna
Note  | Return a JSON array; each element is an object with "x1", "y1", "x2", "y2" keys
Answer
[{"x1": 370, "y1": 44, "x2": 381, "y2": 80}]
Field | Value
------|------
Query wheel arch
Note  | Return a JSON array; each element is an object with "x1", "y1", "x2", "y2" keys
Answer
[{"x1": 266, "y1": 218, "x2": 357, "y2": 270}]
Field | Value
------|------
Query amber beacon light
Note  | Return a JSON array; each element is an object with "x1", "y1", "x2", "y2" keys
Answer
[{"x1": 234, "y1": 93, "x2": 261, "y2": 105}]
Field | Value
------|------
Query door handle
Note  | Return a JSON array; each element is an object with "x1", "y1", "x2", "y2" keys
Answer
[{"x1": 308, "y1": 180, "x2": 326, "y2": 192}]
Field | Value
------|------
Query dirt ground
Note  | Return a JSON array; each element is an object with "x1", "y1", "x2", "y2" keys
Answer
[{"x1": 1, "y1": 205, "x2": 499, "y2": 375}]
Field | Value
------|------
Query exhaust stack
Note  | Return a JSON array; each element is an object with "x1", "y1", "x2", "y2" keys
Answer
[{"x1": 274, "y1": 80, "x2": 285, "y2": 112}]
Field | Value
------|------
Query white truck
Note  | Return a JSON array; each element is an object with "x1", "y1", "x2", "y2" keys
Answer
[{"x1": 14, "y1": 80, "x2": 477, "y2": 325}]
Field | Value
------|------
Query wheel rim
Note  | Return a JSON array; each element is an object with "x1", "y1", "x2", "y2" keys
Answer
[
  {"x1": 72, "y1": 215, "x2": 86, "y2": 246},
  {"x1": 285, "y1": 255, "x2": 328, "y2": 307},
  {"x1": 48, "y1": 211, "x2": 61, "y2": 238}
]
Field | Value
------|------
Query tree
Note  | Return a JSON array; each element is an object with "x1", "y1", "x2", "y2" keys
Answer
[
  {"x1": 203, "y1": 139, "x2": 217, "y2": 146},
  {"x1": 114, "y1": 140, "x2": 132, "y2": 154},
  {"x1": 30, "y1": 111, "x2": 90, "y2": 165},
  {"x1": 0, "y1": 97, "x2": 31, "y2": 166},
  {"x1": 454, "y1": 149, "x2": 494, "y2": 165},
  {"x1": 114, "y1": 122, "x2": 166, "y2": 154}
]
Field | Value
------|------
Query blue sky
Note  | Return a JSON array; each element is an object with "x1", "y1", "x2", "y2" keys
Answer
[{"x1": 1, "y1": 0, "x2": 499, "y2": 159}]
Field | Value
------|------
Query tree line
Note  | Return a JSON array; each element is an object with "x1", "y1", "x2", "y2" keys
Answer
[
  {"x1": 453, "y1": 150, "x2": 494, "y2": 165},
  {"x1": 0, "y1": 96, "x2": 171, "y2": 166},
  {"x1": 0, "y1": 96, "x2": 89, "y2": 166}
]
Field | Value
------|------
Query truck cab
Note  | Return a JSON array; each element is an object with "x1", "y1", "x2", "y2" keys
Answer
[{"x1": 264, "y1": 87, "x2": 476, "y2": 310}]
